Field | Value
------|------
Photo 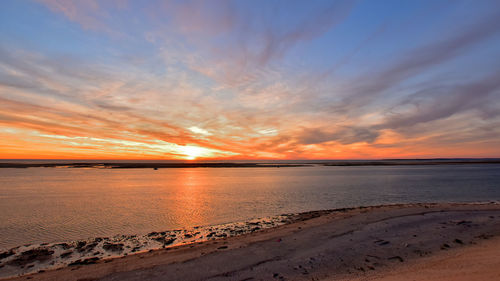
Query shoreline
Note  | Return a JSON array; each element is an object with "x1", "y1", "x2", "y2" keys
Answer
[
  {"x1": 2, "y1": 202, "x2": 500, "y2": 280},
  {"x1": 1, "y1": 159, "x2": 499, "y2": 169},
  {"x1": 0, "y1": 214, "x2": 300, "y2": 279}
]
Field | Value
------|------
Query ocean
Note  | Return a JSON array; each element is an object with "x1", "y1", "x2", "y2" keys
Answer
[{"x1": 1, "y1": 163, "x2": 499, "y2": 250}]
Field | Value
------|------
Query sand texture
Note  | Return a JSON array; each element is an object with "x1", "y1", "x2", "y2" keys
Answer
[
  {"x1": 2, "y1": 202, "x2": 500, "y2": 280},
  {"x1": 357, "y1": 235, "x2": 500, "y2": 281}
]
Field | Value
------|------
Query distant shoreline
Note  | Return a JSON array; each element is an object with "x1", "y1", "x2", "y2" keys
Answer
[{"x1": 1, "y1": 159, "x2": 499, "y2": 169}]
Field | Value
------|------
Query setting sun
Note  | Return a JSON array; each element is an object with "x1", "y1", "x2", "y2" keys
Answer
[
  {"x1": 180, "y1": 145, "x2": 206, "y2": 160},
  {"x1": 0, "y1": 1, "x2": 499, "y2": 160},
  {"x1": 1, "y1": 1, "x2": 500, "y2": 280}
]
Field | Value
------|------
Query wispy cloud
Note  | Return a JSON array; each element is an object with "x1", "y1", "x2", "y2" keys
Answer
[
  {"x1": 36, "y1": 0, "x2": 127, "y2": 33},
  {"x1": 1, "y1": 0, "x2": 499, "y2": 159},
  {"x1": 330, "y1": 9, "x2": 500, "y2": 114}
]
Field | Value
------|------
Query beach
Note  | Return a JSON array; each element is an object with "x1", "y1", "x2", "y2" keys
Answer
[
  {"x1": 2, "y1": 202, "x2": 500, "y2": 280},
  {"x1": 3, "y1": 1, "x2": 500, "y2": 280},
  {"x1": 358, "y1": 235, "x2": 500, "y2": 281}
]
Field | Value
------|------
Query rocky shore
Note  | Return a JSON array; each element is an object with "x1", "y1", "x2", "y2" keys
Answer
[
  {"x1": 2, "y1": 203, "x2": 500, "y2": 281},
  {"x1": 0, "y1": 214, "x2": 301, "y2": 279}
]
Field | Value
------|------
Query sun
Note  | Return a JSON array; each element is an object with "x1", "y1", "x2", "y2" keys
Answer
[{"x1": 180, "y1": 145, "x2": 205, "y2": 160}]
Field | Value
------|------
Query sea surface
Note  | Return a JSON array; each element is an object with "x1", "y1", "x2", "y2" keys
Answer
[{"x1": 1, "y1": 164, "x2": 499, "y2": 250}]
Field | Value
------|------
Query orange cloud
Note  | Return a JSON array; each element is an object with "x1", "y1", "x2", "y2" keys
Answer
[{"x1": 2, "y1": 2, "x2": 500, "y2": 160}]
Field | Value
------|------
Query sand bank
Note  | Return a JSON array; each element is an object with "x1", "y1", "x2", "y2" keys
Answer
[
  {"x1": 355, "y1": 235, "x2": 500, "y2": 281},
  {"x1": 1, "y1": 159, "x2": 499, "y2": 169},
  {"x1": 2, "y1": 202, "x2": 500, "y2": 280}
]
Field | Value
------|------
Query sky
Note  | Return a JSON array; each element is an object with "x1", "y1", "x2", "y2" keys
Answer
[{"x1": 1, "y1": 0, "x2": 500, "y2": 160}]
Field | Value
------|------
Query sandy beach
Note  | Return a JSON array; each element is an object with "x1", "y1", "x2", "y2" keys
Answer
[
  {"x1": 3, "y1": 1, "x2": 500, "y2": 280},
  {"x1": 356, "y1": 235, "x2": 500, "y2": 281},
  {"x1": 2, "y1": 202, "x2": 500, "y2": 281}
]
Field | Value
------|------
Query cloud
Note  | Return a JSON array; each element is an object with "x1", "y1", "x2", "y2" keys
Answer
[
  {"x1": 3, "y1": 1, "x2": 500, "y2": 159},
  {"x1": 380, "y1": 72, "x2": 500, "y2": 130},
  {"x1": 37, "y1": 0, "x2": 107, "y2": 30},
  {"x1": 331, "y1": 9, "x2": 500, "y2": 114},
  {"x1": 296, "y1": 126, "x2": 379, "y2": 145},
  {"x1": 145, "y1": 0, "x2": 355, "y2": 90},
  {"x1": 35, "y1": 0, "x2": 130, "y2": 34},
  {"x1": 188, "y1": 126, "x2": 212, "y2": 136}
]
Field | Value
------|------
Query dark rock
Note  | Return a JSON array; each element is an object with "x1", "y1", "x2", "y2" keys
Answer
[
  {"x1": 8, "y1": 248, "x2": 54, "y2": 266},
  {"x1": 0, "y1": 250, "x2": 15, "y2": 259},
  {"x1": 454, "y1": 239, "x2": 464, "y2": 244},
  {"x1": 388, "y1": 256, "x2": 404, "y2": 262},
  {"x1": 153, "y1": 237, "x2": 176, "y2": 246},
  {"x1": 153, "y1": 237, "x2": 164, "y2": 242},
  {"x1": 164, "y1": 238, "x2": 176, "y2": 245},
  {"x1": 441, "y1": 243, "x2": 450, "y2": 249},
  {"x1": 76, "y1": 241, "x2": 87, "y2": 248},
  {"x1": 103, "y1": 242, "x2": 124, "y2": 252},
  {"x1": 69, "y1": 257, "x2": 99, "y2": 266},
  {"x1": 78, "y1": 242, "x2": 98, "y2": 253},
  {"x1": 55, "y1": 243, "x2": 71, "y2": 250},
  {"x1": 60, "y1": 251, "x2": 73, "y2": 258}
]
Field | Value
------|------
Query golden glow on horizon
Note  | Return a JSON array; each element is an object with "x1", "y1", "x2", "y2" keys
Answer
[
  {"x1": 180, "y1": 145, "x2": 206, "y2": 160},
  {"x1": 1, "y1": 1, "x2": 500, "y2": 160}
]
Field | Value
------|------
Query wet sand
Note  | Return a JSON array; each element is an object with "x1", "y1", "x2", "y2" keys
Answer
[{"x1": 2, "y1": 202, "x2": 500, "y2": 280}]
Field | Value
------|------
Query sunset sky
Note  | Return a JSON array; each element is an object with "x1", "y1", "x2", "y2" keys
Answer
[{"x1": 1, "y1": 0, "x2": 500, "y2": 160}]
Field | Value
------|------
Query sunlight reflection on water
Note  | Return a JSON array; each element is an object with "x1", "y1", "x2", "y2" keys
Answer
[{"x1": 0, "y1": 164, "x2": 499, "y2": 249}]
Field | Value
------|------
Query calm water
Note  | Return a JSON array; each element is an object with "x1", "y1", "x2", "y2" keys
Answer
[{"x1": 0, "y1": 164, "x2": 499, "y2": 250}]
